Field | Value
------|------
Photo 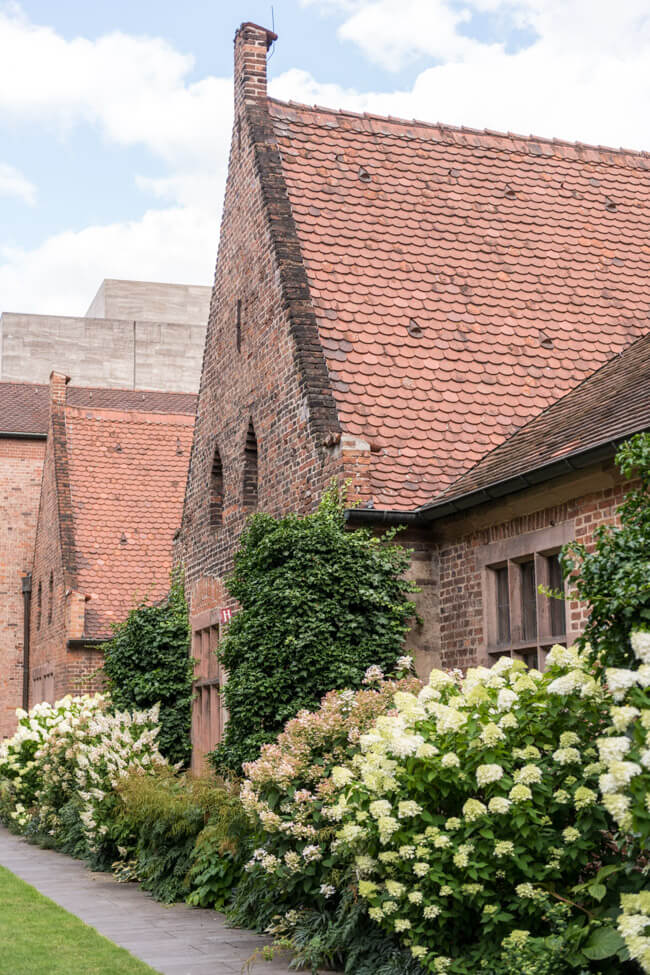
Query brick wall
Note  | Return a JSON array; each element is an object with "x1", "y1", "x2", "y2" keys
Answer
[
  {"x1": 0, "y1": 436, "x2": 45, "y2": 737},
  {"x1": 28, "y1": 374, "x2": 105, "y2": 705},
  {"x1": 436, "y1": 466, "x2": 628, "y2": 671},
  {"x1": 28, "y1": 403, "x2": 69, "y2": 703},
  {"x1": 181, "y1": 24, "x2": 343, "y2": 609}
]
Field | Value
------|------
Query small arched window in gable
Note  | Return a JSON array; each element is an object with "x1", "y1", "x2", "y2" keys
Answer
[
  {"x1": 242, "y1": 420, "x2": 258, "y2": 511},
  {"x1": 48, "y1": 571, "x2": 54, "y2": 625},
  {"x1": 236, "y1": 298, "x2": 242, "y2": 353},
  {"x1": 210, "y1": 445, "x2": 224, "y2": 528}
]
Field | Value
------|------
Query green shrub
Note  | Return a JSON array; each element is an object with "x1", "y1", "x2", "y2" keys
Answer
[
  {"x1": 326, "y1": 648, "x2": 644, "y2": 974},
  {"x1": 211, "y1": 485, "x2": 417, "y2": 774},
  {"x1": 102, "y1": 573, "x2": 193, "y2": 766},
  {"x1": 114, "y1": 767, "x2": 247, "y2": 905},
  {"x1": 562, "y1": 432, "x2": 650, "y2": 669},
  {"x1": 233, "y1": 666, "x2": 424, "y2": 971}
]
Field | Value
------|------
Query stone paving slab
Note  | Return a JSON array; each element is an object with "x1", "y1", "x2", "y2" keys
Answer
[{"x1": 0, "y1": 826, "x2": 305, "y2": 975}]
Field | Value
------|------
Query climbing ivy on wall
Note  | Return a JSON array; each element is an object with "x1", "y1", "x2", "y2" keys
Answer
[
  {"x1": 211, "y1": 485, "x2": 417, "y2": 775},
  {"x1": 102, "y1": 573, "x2": 193, "y2": 767}
]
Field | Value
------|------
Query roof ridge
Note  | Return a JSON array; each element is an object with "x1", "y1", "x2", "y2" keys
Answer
[
  {"x1": 69, "y1": 384, "x2": 197, "y2": 397},
  {"x1": 268, "y1": 96, "x2": 650, "y2": 168},
  {"x1": 0, "y1": 380, "x2": 48, "y2": 390}
]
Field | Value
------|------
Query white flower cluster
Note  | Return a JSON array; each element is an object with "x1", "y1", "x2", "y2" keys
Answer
[
  {"x1": 618, "y1": 890, "x2": 650, "y2": 973},
  {"x1": 324, "y1": 646, "x2": 613, "y2": 960},
  {"x1": 0, "y1": 695, "x2": 166, "y2": 853}
]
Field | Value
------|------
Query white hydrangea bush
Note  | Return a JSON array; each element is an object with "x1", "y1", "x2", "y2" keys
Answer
[
  {"x1": 0, "y1": 694, "x2": 166, "y2": 861},
  {"x1": 595, "y1": 628, "x2": 650, "y2": 972},
  {"x1": 0, "y1": 695, "x2": 101, "y2": 828},
  {"x1": 327, "y1": 647, "x2": 638, "y2": 973},
  {"x1": 238, "y1": 672, "x2": 423, "y2": 924},
  {"x1": 74, "y1": 704, "x2": 166, "y2": 855}
]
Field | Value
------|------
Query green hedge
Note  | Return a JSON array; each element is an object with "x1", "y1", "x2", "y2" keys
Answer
[
  {"x1": 211, "y1": 486, "x2": 418, "y2": 774},
  {"x1": 102, "y1": 574, "x2": 193, "y2": 766}
]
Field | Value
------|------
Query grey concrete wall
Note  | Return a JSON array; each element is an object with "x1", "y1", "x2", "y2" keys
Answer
[
  {"x1": 86, "y1": 279, "x2": 211, "y2": 326},
  {"x1": 0, "y1": 313, "x2": 206, "y2": 392}
]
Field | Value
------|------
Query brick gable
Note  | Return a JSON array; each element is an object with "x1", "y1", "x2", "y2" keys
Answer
[
  {"x1": 180, "y1": 24, "x2": 345, "y2": 605},
  {"x1": 0, "y1": 436, "x2": 45, "y2": 735},
  {"x1": 28, "y1": 374, "x2": 195, "y2": 706}
]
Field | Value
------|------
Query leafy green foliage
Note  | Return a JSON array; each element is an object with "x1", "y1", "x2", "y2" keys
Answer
[
  {"x1": 562, "y1": 432, "x2": 650, "y2": 668},
  {"x1": 102, "y1": 573, "x2": 193, "y2": 766},
  {"x1": 113, "y1": 767, "x2": 247, "y2": 905},
  {"x1": 211, "y1": 485, "x2": 417, "y2": 774},
  {"x1": 267, "y1": 889, "x2": 429, "y2": 975}
]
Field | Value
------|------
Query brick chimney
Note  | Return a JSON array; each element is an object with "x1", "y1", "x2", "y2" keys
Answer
[
  {"x1": 233, "y1": 22, "x2": 277, "y2": 114},
  {"x1": 49, "y1": 370, "x2": 70, "y2": 406}
]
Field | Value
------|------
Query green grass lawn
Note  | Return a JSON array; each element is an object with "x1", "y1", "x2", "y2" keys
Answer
[{"x1": 0, "y1": 865, "x2": 160, "y2": 975}]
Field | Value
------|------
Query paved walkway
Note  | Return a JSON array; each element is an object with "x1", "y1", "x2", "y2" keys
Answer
[{"x1": 0, "y1": 826, "x2": 299, "y2": 975}]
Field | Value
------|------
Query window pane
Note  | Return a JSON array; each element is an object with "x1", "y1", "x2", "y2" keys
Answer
[
  {"x1": 548, "y1": 554, "x2": 566, "y2": 636},
  {"x1": 520, "y1": 561, "x2": 537, "y2": 641},
  {"x1": 521, "y1": 649, "x2": 538, "y2": 670},
  {"x1": 496, "y1": 567, "x2": 510, "y2": 645}
]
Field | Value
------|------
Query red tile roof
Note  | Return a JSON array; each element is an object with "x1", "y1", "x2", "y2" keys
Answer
[
  {"x1": 0, "y1": 383, "x2": 196, "y2": 437},
  {"x1": 269, "y1": 99, "x2": 650, "y2": 509},
  {"x1": 425, "y1": 330, "x2": 650, "y2": 511},
  {"x1": 0, "y1": 382, "x2": 49, "y2": 435},
  {"x1": 67, "y1": 387, "x2": 197, "y2": 415},
  {"x1": 62, "y1": 404, "x2": 194, "y2": 639}
]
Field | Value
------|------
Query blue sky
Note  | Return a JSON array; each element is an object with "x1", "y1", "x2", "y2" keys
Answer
[{"x1": 1, "y1": 0, "x2": 649, "y2": 314}]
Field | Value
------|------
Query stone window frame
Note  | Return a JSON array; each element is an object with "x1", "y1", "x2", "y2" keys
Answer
[
  {"x1": 477, "y1": 522, "x2": 575, "y2": 670},
  {"x1": 191, "y1": 609, "x2": 228, "y2": 758}
]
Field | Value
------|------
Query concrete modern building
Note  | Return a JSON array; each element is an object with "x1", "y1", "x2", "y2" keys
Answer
[{"x1": 0, "y1": 278, "x2": 211, "y2": 393}]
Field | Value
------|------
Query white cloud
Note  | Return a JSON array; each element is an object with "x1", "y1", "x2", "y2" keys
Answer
[
  {"x1": 0, "y1": 4, "x2": 231, "y2": 312},
  {"x1": 0, "y1": 206, "x2": 216, "y2": 315},
  {"x1": 296, "y1": 0, "x2": 650, "y2": 150},
  {"x1": 2, "y1": 1, "x2": 650, "y2": 315},
  {"x1": 0, "y1": 161, "x2": 35, "y2": 204}
]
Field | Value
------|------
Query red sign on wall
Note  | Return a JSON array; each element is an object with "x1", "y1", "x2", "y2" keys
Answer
[{"x1": 219, "y1": 608, "x2": 233, "y2": 624}]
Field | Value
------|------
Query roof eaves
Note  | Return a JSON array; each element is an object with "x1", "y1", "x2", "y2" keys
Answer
[
  {"x1": 344, "y1": 427, "x2": 649, "y2": 528},
  {"x1": 0, "y1": 430, "x2": 47, "y2": 440}
]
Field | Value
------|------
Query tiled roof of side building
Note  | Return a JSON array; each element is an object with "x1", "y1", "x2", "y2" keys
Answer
[
  {"x1": 66, "y1": 387, "x2": 197, "y2": 414},
  {"x1": 268, "y1": 97, "x2": 650, "y2": 509},
  {"x1": 0, "y1": 383, "x2": 197, "y2": 437},
  {"x1": 63, "y1": 404, "x2": 194, "y2": 640},
  {"x1": 422, "y1": 328, "x2": 650, "y2": 510},
  {"x1": 0, "y1": 382, "x2": 49, "y2": 435}
]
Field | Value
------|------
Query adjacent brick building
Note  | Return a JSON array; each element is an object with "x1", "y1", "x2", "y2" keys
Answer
[
  {"x1": 27, "y1": 373, "x2": 196, "y2": 705},
  {"x1": 0, "y1": 278, "x2": 207, "y2": 737},
  {"x1": 180, "y1": 23, "x2": 650, "y2": 764},
  {"x1": 0, "y1": 385, "x2": 49, "y2": 736}
]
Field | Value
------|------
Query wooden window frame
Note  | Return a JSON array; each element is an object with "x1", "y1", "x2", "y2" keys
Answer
[
  {"x1": 191, "y1": 609, "x2": 230, "y2": 761},
  {"x1": 478, "y1": 523, "x2": 576, "y2": 670}
]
